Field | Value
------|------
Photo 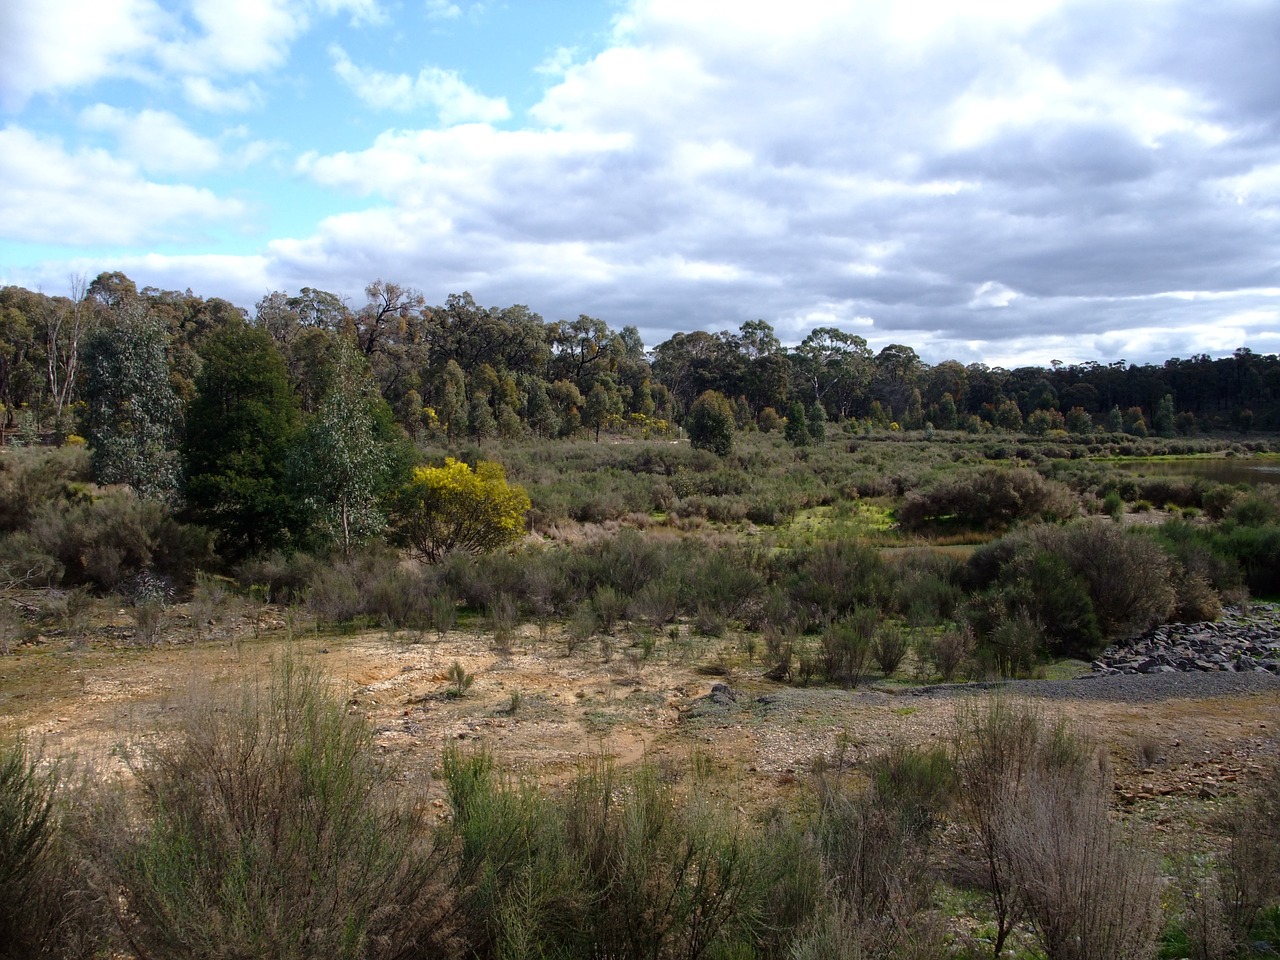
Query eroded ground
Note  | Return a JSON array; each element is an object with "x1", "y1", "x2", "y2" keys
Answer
[{"x1": 1, "y1": 604, "x2": 1277, "y2": 842}]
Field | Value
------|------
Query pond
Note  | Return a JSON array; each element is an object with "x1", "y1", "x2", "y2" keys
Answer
[{"x1": 1116, "y1": 457, "x2": 1280, "y2": 487}]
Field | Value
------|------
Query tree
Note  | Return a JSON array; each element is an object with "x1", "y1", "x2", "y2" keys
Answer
[
  {"x1": 686, "y1": 390, "x2": 735, "y2": 456},
  {"x1": 392, "y1": 459, "x2": 530, "y2": 563},
  {"x1": 1153, "y1": 394, "x2": 1176, "y2": 437},
  {"x1": 807, "y1": 401, "x2": 828, "y2": 441},
  {"x1": 438, "y1": 359, "x2": 469, "y2": 441},
  {"x1": 785, "y1": 402, "x2": 811, "y2": 447},
  {"x1": 792, "y1": 327, "x2": 873, "y2": 415},
  {"x1": 289, "y1": 339, "x2": 395, "y2": 554},
  {"x1": 80, "y1": 314, "x2": 181, "y2": 499},
  {"x1": 583, "y1": 380, "x2": 623, "y2": 441},
  {"x1": 46, "y1": 274, "x2": 95, "y2": 430},
  {"x1": 182, "y1": 322, "x2": 301, "y2": 561}
]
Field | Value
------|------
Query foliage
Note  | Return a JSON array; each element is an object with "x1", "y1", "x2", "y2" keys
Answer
[
  {"x1": 182, "y1": 321, "x2": 302, "y2": 562},
  {"x1": 897, "y1": 466, "x2": 1078, "y2": 532},
  {"x1": 686, "y1": 390, "x2": 736, "y2": 456},
  {"x1": 289, "y1": 338, "x2": 402, "y2": 553},
  {"x1": 93, "y1": 657, "x2": 457, "y2": 960},
  {"x1": 0, "y1": 738, "x2": 104, "y2": 959},
  {"x1": 80, "y1": 317, "x2": 181, "y2": 499},
  {"x1": 0, "y1": 737, "x2": 56, "y2": 951},
  {"x1": 951, "y1": 699, "x2": 1150, "y2": 960},
  {"x1": 393, "y1": 458, "x2": 531, "y2": 563}
]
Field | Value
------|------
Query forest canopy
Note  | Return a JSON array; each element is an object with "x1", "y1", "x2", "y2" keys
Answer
[{"x1": 2, "y1": 273, "x2": 1277, "y2": 450}]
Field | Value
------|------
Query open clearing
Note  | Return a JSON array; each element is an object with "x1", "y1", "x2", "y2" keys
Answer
[{"x1": 3, "y1": 605, "x2": 1277, "y2": 845}]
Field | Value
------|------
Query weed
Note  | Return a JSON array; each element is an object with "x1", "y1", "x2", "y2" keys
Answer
[{"x1": 447, "y1": 660, "x2": 475, "y2": 698}]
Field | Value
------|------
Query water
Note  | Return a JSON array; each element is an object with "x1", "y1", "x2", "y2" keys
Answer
[{"x1": 1116, "y1": 457, "x2": 1280, "y2": 486}]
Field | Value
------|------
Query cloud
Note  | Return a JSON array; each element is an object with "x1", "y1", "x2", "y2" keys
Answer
[
  {"x1": 182, "y1": 77, "x2": 265, "y2": 112},
  {"x1": 424, "y1": 0, "x2": 461, "y2": 20},
  {"x1": 156, "y1": 0, "x2": 306, "y2": 78},
  {"x1": 0, "y1": 0, "x2": 166, "y2": 109},
  {"x1": 7, "y1": 0, "x2": 1279, "y2": 367},
  {"x1": 0, "y1": 125, "x2": 248, "y2": 245},
  {"x1": 329, "y1": 46, "x2": 511, "y2": 123},
  {"x1": 80, "y1": 105, "x2": 223, "y2": 175}
]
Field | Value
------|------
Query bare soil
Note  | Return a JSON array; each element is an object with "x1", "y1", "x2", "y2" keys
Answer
[{"x1": 2, "y1": 603, "x2": 1278, "y2": 843}]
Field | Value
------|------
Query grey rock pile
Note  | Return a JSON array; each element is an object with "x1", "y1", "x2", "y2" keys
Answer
[{"x1": 1093, "y1": 604, "x2": 1280, "y2": 676}]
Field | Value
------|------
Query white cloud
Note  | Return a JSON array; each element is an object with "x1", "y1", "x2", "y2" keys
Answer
[
  {"x1": 313, "y1": 0, "x2": 387, "y2": 26},
  {"x1": 424, "y1": 0, "x2": 461, "y2": 20},
  {"x1": 536, "y1": 47, "x2": 579, "y2": 77},
  {"x1": 0, "y1": 0, "x2": 166, "y2": 109},
  {"x1": 80, "y1": 105, "x2": 222, "y2": 175},
  {"x1": 79, "y1": 105, "x2": 275, "y2": 175},
  {"x1": 182, "y1": 77, "x2": 265, "y2": 112},
  {"x1": 969, "y1": 281, "x2": 1019, "y2": 308},
  {"x1": 0, "y1": 125, "x2": 248, "y2": 245},
  {"x1": 156, "y1": 0, "x2": 305, "y2": 77},
  {"x1": 329, "y1": 46, "x2": 511, "y2": 123},
  {"x1": 5, "y1": 0, "x2": 1279, "y2": 368}
]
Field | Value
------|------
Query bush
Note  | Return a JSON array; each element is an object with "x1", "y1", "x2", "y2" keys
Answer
[
  {"x1": 444, "y1": 753, "x2": 773, "y2": 960},
  {"x1": 92, "y1": 657, "x2": 457, "y2": 960},
  {"x1": 952, "y1": 700, "x2": 1162, "y2": 960},
  {"x1": 0, "y1": 739, "x2": 104, "y2": 959},
  {"x1": 1179, "y1": 761, "x2": 1280, "y2": 957},
  {"x1": 922, "y1": 625, "x2": 974, "y2": 682},
  {"x1": 871, "y1": 623, "x2": 910, "y2": 677},
  {"x1": 393, "y1": 458, "x2": 531, "y2": 563},
  {"x1": 686, "y1": 391, "x2": 735, "y2": 456},
  {"x1": 0, "y1": 737, "x2": 56, "y2": 953},
  {"x1": 897, "y1": 467, "x2": 1078, "y2": 532},
  {"x1": 29, "y1": 489, "x2": 197, "y2": 590},
  {"x1": 786, "y1": 539, "x2": 888, "y2": 619}
]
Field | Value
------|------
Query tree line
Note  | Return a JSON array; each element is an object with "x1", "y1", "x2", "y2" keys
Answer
[{"x1": 2, "y1": 273, "x2": 1278, "y2": 454}]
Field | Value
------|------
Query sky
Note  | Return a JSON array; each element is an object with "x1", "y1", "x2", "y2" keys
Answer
[{"x1": 1, "y1": 0, "x2": 1278, "y2": 368}]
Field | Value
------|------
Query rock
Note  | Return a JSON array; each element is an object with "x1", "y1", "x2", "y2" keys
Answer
[
  {"x1": 1092, "y1": 604, "x2": 1280, "y2": 677},
  {"x1": 709, "y1": 682, "x2": 737, "y2": 705}
]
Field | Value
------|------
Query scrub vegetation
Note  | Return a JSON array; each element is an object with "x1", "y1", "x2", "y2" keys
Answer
[{"x1": 2, "y1": 272, "x2": 1280, "y2": 956}]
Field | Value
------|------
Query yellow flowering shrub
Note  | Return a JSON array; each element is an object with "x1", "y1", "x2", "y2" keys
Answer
[{"x1": 392, "y1": 458, "x2": 531, "y2": 562}]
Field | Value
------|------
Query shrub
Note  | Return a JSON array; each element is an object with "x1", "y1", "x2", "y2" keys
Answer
[
  {"x1": 92, "y1": 658, "x2": 457, "y2": 959},
  {"x1": 1179, "y1": 761, "x2": 1280, "y2": 957},
  {"x1": 871, "y1": 623, "x2": 910, "y2": 677},
  {"x1": 786, "y1": 539, "x2": 888, "y2": 619},
  {"x1": 1032, "y1": 522, "x2": 1176, "y2": 638},
  {"x1": 393, "y1": 458, "x2": 531, "y2": 563},
  {"x1": 813, "y1": 767, "x2": 940, "y2": 956},
  {"x1": 0, "y1": 532, "x2": 63, "y2": 590},
  {"x1": 819, "y1": 612, "x2": 875, "y2": 687},
  {"x1": 923, "y1": 624, "x2": 974, "y2": 682},
  {"x1": 897, "y1": 467, "x2": 1078, "y2": 532},
  {"x1": 952, "y1": 700, "x2": 1161, "y2": 960},
  {"x1": 0, "y1": 739, "x2": 105, "y2": 959},
  {"x1": 686, "y1": 391, "x2": 735, "y2": 456},
  {"x1": 0, "y1": 445, "x2": 90, "y2": 534},
  {"x1": 0, "y1": 737, "x2": 56, "y2": 953},
  {"x1": 236, "y1": 549, "x2": 323, "y2": 604}
]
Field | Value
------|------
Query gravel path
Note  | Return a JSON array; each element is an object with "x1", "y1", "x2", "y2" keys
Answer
[{"x1": 906, "y1": 669, "x2": 1280, "y2": 703}]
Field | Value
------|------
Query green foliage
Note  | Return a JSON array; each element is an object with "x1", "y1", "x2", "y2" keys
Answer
[
  {"x1": 785, "y1": 402, "x2": 810, "y2": 447},
  {"x1": 686, "y1": 390, "x2": 735, "y2": 456},
  {"x1": 898, "y1": 466, "x2": 1078, "y2": 532},
  {"x1": 0, "y1": 738, "x2": 56, "y2": 951},
  {"x1": 80, "y1": 317, "x2": 181, "y2": 499},
  {"x1": 182, "y1": 321, "x2": 302, "y2": 563},
  {"x1": 289, "y1": 338, "x2": 401, "y2": 553},
  {"x1": 94, "y1": 657, "x2": 456, "y2": 960},
  {"x1": 444, "y1": 753, "x2": 773, "y2": 960},
  {"x1": 393, "y1": 458, "x2": 531, "y2": 563},
  {"x1": 29, "y1": 487, "x2": 213, "y2": 590}
]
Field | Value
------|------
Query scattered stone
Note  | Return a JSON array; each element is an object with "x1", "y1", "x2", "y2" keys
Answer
[{"x1": 1093, "y1": 604, "x2": 1280, "y2": 677}]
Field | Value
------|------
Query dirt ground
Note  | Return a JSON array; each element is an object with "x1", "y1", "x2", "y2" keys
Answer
[{"x1": 2, "y1": 603, "x2": 1278, "y2": 841}]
